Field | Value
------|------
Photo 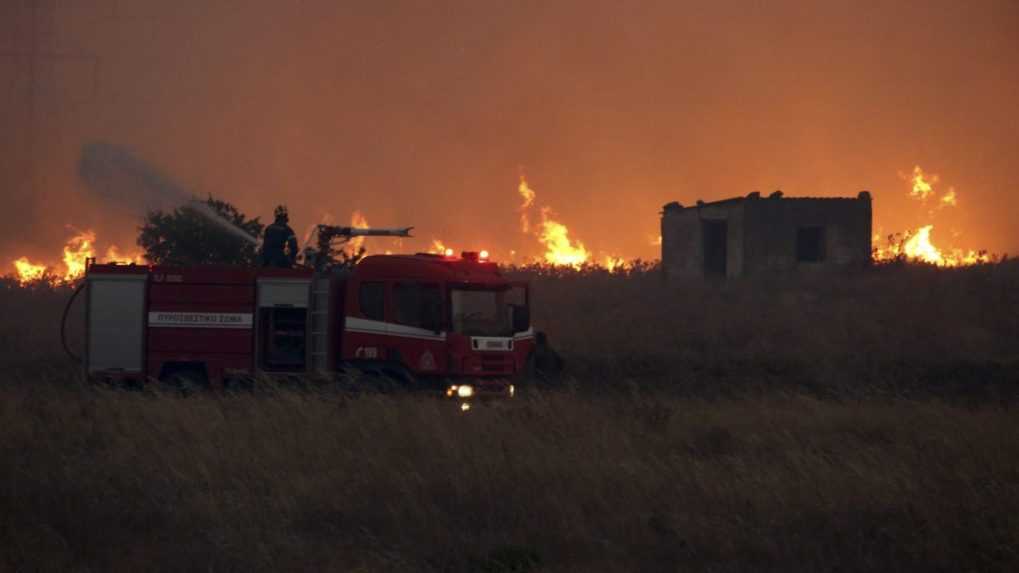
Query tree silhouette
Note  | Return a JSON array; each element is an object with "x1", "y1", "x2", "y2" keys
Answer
[{"x1": 138, "y1": 196, "x2": 264, "y2": 265}]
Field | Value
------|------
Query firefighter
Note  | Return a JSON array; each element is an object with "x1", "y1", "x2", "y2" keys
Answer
[
  {"x1": 528, "y1": 330, "x2": 564, "y2": 384},
  {"x1": 260, "y1": 205, "x2": 299, "y2": 268}
]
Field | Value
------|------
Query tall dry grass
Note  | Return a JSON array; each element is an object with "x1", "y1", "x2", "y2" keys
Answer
[
  {"x1": 0, "y1": 278, "x2": 81, "y2": 371},
  {"x1": 3, "y1": 383, "x2": 1019, "y2": 572},
  {"x1": 512, "y1": 260, "x2": 1019, "y2": 398}
]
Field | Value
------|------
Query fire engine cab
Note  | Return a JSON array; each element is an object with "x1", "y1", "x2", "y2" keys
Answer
[{"x1": 83, "y1": 251, "x2": 532, "y2": 398}]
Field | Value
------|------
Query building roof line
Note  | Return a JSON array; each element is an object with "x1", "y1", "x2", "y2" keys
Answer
[{"x1": 663, "y1": 191, "x2": 871, "y2": 213}]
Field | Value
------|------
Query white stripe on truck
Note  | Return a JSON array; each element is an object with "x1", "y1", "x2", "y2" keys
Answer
[{"x1": 344, "y1": 316, "x2": 447, "y2": 341}]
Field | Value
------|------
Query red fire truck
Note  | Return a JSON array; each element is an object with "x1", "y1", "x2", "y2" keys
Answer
[{"x1": 83, "y1": 251, "x2": 532, "y2": 399}]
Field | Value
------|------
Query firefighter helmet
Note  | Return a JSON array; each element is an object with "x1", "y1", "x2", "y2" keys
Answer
[{"x1": 274, "y1": 205, "x2": 289, "y2": 223}]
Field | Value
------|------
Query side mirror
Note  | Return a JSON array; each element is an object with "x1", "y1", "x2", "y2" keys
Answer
[{"x1": 511, "y1": 304, "x2": 530, "y2": 333}]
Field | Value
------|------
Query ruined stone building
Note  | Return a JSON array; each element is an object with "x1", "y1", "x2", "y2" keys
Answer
[{"x1": 660, "y1": 191, "x2": 872, "y2": 280}]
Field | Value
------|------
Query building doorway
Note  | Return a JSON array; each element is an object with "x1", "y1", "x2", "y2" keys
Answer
[{"x1": 702, "y1": 220, "x2": 728, "y2": 277}]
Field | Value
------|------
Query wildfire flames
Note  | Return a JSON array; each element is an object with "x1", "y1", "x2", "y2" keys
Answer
[
  {"x1": 430, "y1": 239, "x2": 454, "y2": 257},
  {"x1": 13, "y1": 258, "x2": 46, "y2": 283},
  {"x1": 349, "y1": 210, "x2": 370, "y2": 253},
  {"x1": 8, "y1": 166, "x2": 993, "y2": 283},
  {"x1": 908, "y1": 165, "x2": 936, "y2": 201},
  {"x1": 518, "y1": 176, "x2": 593, "y2": 267},
  {"x1": 61, "y1": 231, "x2": 95, "y2": 282},
  {"x1": 535, "y1": 208, "x2": 590, "y2": 266},
  {"x1": 604, "y1": 256, "x2": 626, "y2": 272},
  {"x1": 873, "y1": 166, "x2": 990, "y2": 266},
  {"x1": 10, "y1": 230, "x2": 143, "y2": 286},
  {"x1": 355, "y1": 175, "x2": 612, "y2": 267},
  {"x1": 518, "y1": 178, "x2": 535, "y2": 234}
]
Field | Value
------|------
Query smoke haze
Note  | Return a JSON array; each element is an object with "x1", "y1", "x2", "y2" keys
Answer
[
  {"x1": 3, "y1": 0, "x2": 1018, "y2": 262},
  {"x1": 78, "y1": 141, "x2": 259, "y2": 244}
]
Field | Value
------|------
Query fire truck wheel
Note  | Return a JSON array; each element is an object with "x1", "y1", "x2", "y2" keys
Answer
[
  {"x1": 160, "y1": 370, "x2": 208, "y2": 396},
  {"x1": 379, "y1": 365, "x2": 416, "y2": 388},
  {"x1": 223, "y1": 376, "x2": 255, "y2": 393},
  {"x1": 346, "y1": 362, "x2": 415, "y2": 393}
]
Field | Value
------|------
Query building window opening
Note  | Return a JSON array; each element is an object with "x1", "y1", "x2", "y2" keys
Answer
[
  {"x1": 797, "y1": 226, "x2": 826, "y2": 262},
  {"x1": 259, "y1": 307, "x2": 307, "y2": 371}
]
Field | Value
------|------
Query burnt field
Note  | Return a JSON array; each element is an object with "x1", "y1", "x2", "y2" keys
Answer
[{"x1": 2, "y1": 262, "x2": 1019, "y2": 572}]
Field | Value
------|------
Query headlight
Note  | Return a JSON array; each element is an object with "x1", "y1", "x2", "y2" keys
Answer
[
  {"x1": 509, "y1": 384, "x2": 515, "y2": 397},
  {"x1": 457, "y1": 385, "x2": 474, "y2": 398}
]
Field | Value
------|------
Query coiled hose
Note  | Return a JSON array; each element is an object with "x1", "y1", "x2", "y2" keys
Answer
[{"x1": 61, "y1": 281, "x2": 86, "y2": 364}]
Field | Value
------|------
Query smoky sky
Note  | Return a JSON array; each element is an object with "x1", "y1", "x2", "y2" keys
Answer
[{"x1": 2, "y1": 0, "x2": 1018, "y2": 262}]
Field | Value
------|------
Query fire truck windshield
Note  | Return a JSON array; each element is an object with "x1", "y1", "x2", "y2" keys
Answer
[{"x1": 450, "y1": 288, "x2": 517, "y2": 337}]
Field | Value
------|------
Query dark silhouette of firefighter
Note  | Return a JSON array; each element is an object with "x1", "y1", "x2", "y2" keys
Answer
[
  {"x1": 260, "y1": 205, "x2": 299, "y2": 268},
  {"x1": 528, "y1": 330, "x2": 564, "y2": 383}
]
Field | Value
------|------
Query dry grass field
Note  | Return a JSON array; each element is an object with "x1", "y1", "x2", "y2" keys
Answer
[
  {"x1": 1, "y1": 262, "x2": 1018, "y2": 572},
  {"x1": 515, "y1": 260, "x2": 1019, "y2": 400}
]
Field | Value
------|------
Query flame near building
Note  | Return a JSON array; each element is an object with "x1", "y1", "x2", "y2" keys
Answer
[
  {"x1": 339, "y1": 170, "x2": 991, "y2": 270},
  {"x1": 873, "y1": 166, "x2": 990, "y2": 267}
]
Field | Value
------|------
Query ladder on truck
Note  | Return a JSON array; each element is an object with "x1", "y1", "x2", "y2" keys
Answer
[{"x1": 309, "y1": 277, "x2": 332, "y2": 374}]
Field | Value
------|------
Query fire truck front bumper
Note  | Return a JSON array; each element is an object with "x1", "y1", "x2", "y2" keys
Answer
[{"x1": 445, "y1": 379, "x2": 515, "y2": 401}]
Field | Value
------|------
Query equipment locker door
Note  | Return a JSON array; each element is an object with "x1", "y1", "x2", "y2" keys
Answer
[
  {"x1": 87, "y1": 273, "x2": 148, "y2": 374},
  {"x1": 255, "y1": 278, "x2": 312, "y2": 372}
]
